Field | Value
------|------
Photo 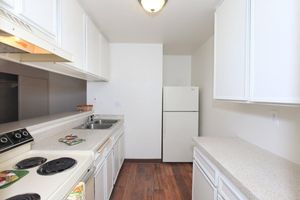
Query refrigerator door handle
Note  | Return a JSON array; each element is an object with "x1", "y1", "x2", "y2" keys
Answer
[{"x1": 163, "y1": 123, "x2": 167, "y2": 139}]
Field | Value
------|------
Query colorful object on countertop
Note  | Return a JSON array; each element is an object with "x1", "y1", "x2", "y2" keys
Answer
[
  {"x1": 59, "y1": 134, "x2": 85, "y2": 146},
  {"x1": 67, "y1": 182, "x2": 85, "y2": 200},
  {"x1": 0, "y1": 170, "x2": 29, "y2": 189}
]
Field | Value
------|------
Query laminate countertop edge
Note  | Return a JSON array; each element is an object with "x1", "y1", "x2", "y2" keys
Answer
[{"x1": 193, "y1": 136, "x2": 300, "y2": 200}]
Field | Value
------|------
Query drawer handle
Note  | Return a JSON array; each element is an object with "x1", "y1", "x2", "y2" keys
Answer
[{"x1": 97, "y1": 139, "x2": 111, "y2": 153}]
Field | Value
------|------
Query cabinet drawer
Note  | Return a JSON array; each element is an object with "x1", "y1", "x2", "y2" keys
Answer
[
  {"x1": 194, "y1": 147, "x2": 219, "y2": 186},
  {"x1": 193, "y1": 161, "x2": 217, "y2": 200},
  {"x1": 218, "y1": 175, "x2": 247, "y2": 200}
]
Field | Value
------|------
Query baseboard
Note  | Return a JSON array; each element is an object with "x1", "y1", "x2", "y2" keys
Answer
[
  {"x1": 124, "y1": 159, "x2": 162, "y2": 163},
  {"x1": 162, "y1": 162, "x2": 193, "y2": 164}
]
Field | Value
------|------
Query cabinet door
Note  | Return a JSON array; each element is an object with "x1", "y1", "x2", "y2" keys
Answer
[
  {"x1": 20, "y1": 0, "x2": 57, "y2": 43},
  {"x1": 192, "y1": 161, "x2": 217, "y2": 200},
  {"x1": 0, "y1": 0, "x2": 16, "y2": 10},
  {"x1": 86, "y1": 16, "x2": 100, "y2": 76},
  {"x1": 99, "y1": 32, "x2": 110, "y2": 80},
  {"x1": 118, "y1": 134, "x2": 125, "y2": 167},
  {"x1": 113, "y1": 143, "x2": 120, "y2": 183},
  {"x1": 218, "y1": 195, "x2": 225, "y2": 200},
  {"x1": 218, "y1": 175, "x2": 248, "y2": 200},
  {"x1": 106, "y1": 150, "x2": 114, "y2": 199},
  {"x1": 214, "y1": 0, "x2": 250, "y2": 101},
  {"x1": 250, "y1": 0, "x2": 300, "y2": 104},
  {"x1": 95, "y1": 163, "x2": 106, "y2": 200},
  {"x1": 59, "y1": 0, "x2": 85, "y2": 70}
]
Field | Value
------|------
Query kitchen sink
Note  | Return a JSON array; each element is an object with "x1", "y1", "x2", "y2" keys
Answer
[
  {"x1": 75, "y1": 123, "x2": 113, "y2": 130},
  {"x1": 74, "y1": 119, "x2": 118, "y2": 130},
  {"x1": 94, "y1": 119, "x2": 119, "y2": 124}
]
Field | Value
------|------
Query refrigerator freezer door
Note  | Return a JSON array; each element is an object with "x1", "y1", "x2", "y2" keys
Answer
[
  {"x1": 163, "y1": 87, "x2": 199, "y2": 111},
  {"x1": 163, "y1": 112, "x2": 198, "y2": 162}
]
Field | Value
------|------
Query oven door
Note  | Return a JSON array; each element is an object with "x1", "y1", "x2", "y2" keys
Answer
[{"x1": 67, "y1": 166, "x2": 95, "y2": 200}]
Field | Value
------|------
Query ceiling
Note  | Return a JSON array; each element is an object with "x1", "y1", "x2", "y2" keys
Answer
[{"x1": 79, "y1": 0, "x2": 220, "y2": 54}]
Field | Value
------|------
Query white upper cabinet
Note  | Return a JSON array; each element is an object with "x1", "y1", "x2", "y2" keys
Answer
[
  {"x1": 86, "y1": 16, "x2": 100, "y2": 76},
  {"x1": 0, "y1": 0, "x2": 109, "y2": 81},
  {"x1": 99, "y1": 32, "x2": 110, "y2": 80},
  {"x1": 86, "y1": 16, "x2": 110, "y2": 80},
  {"x1": 59, "y1": 0, "x2": 86, "y2": 70},
  {"x1": 214, "y1": 0, "x2": 300, "y2": 104},
  {"x1": 214, "y1": 0, "x2": 250, "y2": 101},
  {"x1": 19, "y1": 0, "x2": 58, "y2": 44},
  {"x1": 250, "y1": 0, "x2": 300, "y2": 104}
]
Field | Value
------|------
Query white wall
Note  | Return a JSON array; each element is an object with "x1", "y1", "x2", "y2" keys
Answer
[
  {"x1": 192, "y1": 36, "x2": 300, "y2": 165},
  {"x1": 87, "y1": 43, "x2": 163, "y2": 159},
  {"x1": 163, "y1": 55, "x2": 191, "y2": 86}
]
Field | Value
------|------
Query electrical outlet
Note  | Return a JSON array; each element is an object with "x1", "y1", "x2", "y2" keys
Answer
[
  {"x1": 92, "y1": 97, "x2": 97, "y2": 112},
  {"x1": 271, "y1": 110, "x2": 279, "y2": 126}
]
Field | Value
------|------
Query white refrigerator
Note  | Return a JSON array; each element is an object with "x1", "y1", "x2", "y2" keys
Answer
[{"x1": 163, "y1": 86, "x2": 199, "y2": 162}]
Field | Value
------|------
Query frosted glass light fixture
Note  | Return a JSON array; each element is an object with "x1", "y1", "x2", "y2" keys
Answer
[{"x1": 138, "y1": 0, "x2": 168, "y2": 13}]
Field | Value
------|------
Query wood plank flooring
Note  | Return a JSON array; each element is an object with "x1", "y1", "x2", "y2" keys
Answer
[{"x1": 110, "y1": 161, "x2": 193, "y2": 200}]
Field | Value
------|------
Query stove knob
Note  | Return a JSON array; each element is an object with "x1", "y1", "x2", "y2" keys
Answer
[
  {"x1": 15, "y1": 133, "x2": 22, "y2": 139},
  {"x1": 22, "y1": 130, "x2": 29, "y2": 136},
  {"x1": 0, "y1": 137, "x2": 8, "y2": 143}
]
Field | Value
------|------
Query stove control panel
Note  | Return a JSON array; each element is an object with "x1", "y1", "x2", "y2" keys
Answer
[{"x1": 0, "y1": 129, "x2": 33, "y2": 154}]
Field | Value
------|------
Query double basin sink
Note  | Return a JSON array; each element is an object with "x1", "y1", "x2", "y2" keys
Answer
[{"x1": 75, "y1": 119, "x2": 119, "y2": 130}]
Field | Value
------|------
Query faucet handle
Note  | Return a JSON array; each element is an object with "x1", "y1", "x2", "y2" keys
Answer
[{"x1": 89, "y1": 115, "x2": 94, "y2": 122}]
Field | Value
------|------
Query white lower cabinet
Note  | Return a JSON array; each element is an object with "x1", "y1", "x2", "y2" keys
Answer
[
  {"x1": 0, "y1": 0, "x2": 16, "y2": 10},
  {"x1": 94, "y1": 132, "x2": 125, "y2": 200},
  {"x1": 193, "y1": 161, "x2": 217, "y2": 200},
  {"x1": 218, "y1": 195, "x2": 225, "y2": 200},
  {"x1": 118, "y1": 134, "x2": 125, "y2": 168},
  {"x1": 106, "y1": 149, "x2": 114, "y2": 199},
  {"x1": 113, "y1": 142, "x2": 120, "y2": 183},
  {"x1": 218, "y1": 175, "x2": 247, "y2": 200},
  {"x1": 95, "y1": 162, "x2": 106, "y2": 200},
  {"x1": 192, "y1": 147, "x2": 247, "y2": 200},
  {"x1": 113, "y1": 135, "x2": 124, "y2": 184}
]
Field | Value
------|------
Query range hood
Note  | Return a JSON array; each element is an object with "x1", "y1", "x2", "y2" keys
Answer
[{"x1": 0, "y1": 8, "x2": 72, "y2": 62}]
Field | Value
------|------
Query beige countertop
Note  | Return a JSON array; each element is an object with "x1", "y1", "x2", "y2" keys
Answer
[
  {"x1": 33, "y1": 115, "x2": 124, "y2": 152},
  {"x1": 0, "y1": 112, "x2": 124, "y2": 200},
  {"x1": 0, "y1": 111, "x2": 92, "y2": 134},
  {"x1": 193, "y1": 137, "x2": 300, "y2": 200}
]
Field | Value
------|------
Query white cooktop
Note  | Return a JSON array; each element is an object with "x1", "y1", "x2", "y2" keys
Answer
[{"x1": 0, "y1": 150, "x2": 93, "y2": 200}]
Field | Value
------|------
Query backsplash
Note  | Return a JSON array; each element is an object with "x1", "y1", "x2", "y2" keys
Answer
[{"x1": 0, "y1": 60, "x2": 86, "y2": 123}]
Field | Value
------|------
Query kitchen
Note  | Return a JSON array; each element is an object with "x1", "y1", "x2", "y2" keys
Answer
[{"x1": 0, "y1": 0, "x2": 300, "y2": 200}]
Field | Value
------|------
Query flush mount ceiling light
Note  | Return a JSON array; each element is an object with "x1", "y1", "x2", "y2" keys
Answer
[{"x1": 138, "y1": 0, "x2": 168, "y2": 13}]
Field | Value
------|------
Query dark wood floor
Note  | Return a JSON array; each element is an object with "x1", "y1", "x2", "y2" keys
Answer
[{"x1": 110, "y1": 161, "x2": 193, "y2": 200}]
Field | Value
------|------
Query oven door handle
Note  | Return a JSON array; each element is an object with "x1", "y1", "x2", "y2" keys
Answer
[{"x1": 81, "y1": 166, "x2": 95, "y2": 183}]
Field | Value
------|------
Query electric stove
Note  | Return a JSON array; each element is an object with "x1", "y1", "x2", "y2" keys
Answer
[{"x1": 0, "y1": 128, "x2": 93, "y2": 200}]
